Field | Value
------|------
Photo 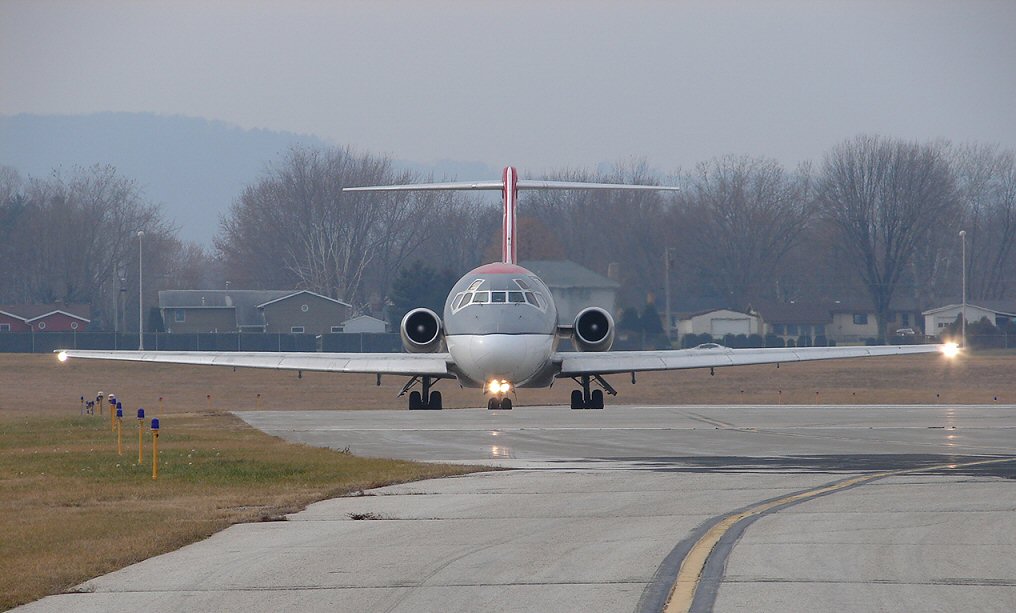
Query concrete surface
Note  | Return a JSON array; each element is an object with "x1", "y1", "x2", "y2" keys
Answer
[{"x1": 14, "y1": 404, "x2": 1016, "y2": 613}]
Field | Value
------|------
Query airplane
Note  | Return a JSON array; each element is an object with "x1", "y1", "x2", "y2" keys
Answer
[{"x1": 57, "y1": 166, "x2": 956, "y2": 410}]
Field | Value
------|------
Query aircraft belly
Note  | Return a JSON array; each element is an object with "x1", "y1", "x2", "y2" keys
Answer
[{"x1": 446, "y1": 334, "x2": 555, "y2": 387}]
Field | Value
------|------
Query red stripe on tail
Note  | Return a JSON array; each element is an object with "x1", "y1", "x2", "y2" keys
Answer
[{"x1": 501, "y1": 166, "x2": 518, "y2": 264}]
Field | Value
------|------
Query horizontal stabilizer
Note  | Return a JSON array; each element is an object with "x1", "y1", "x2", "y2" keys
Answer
[{"x1": 343, "y1": 180, "x2": 680, "y2": 193}]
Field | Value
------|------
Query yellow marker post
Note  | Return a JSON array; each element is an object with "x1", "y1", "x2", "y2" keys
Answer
[
  {"x1": 111, "y1": 398, "x2": 119, "y2": 432},
  {"x1": 151, "y1": 418, "x2": 160, "y2": 480},
  {"x1": 137, "y1": 408, "x2": 145, "y2": 465},
  {"x1": 116, "y1": 406, "x2": 123, "y2": 455}
]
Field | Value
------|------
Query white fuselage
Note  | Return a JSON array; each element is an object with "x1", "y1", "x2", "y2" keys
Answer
[
  {"x1": 446, "y1": 333, "x2": 557, "y2": 388},
  {"x1": 442, "y1": 262, "x2": 560, "y2": 390}
]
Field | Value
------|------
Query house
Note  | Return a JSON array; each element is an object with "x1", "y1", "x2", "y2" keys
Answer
[
  {"x1": 828, "y1": 300, "x2": 924, "y2": 341},
  {"x1": 519, "y1": 260, "x2": 620, "y2": 323},
  {"x1": 676, "y1": 308, "x2": 760, "y2": 338},
  {"x1": 923, "y1": 302, "x2": 1016, "y2": 336},
  {"x1": 159, "y1": 290, "x2": 352, "y2": 335},
  {"x1": 0, "y1": 304, "x2": 91, "y2": 333},
  {"x1": 337, "y1": 314, "x2": 388, "y2": 334},
  {"x1": 749, "y1": 301, "x2": 832, "y2": 342},
  {"x1": 258, "y1": 291, "x2": 353, "y2": 334}
]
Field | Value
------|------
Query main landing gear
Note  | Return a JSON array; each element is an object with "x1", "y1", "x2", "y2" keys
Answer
[
  {"x1": 570, "y1": 374, "x2": 616, "y2": 409},
  {"x1": 399, "y1": 376, "x2": 443, "y2": 410}
]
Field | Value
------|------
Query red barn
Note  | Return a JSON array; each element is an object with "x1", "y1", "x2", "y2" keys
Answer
[{"x1": 0, "y1": 304, "x2": 91, "y2": 332}]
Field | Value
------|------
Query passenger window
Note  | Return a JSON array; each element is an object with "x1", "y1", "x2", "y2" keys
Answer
[
  {"x1": 491, "y1": 291, "x2": 507, "y2": 303},
  {"x1": 509, "y1": 291, "x2": 525, "y2": 303},
  {"x1": 473, "y1": 292, "x2": 489, "y2": 304}
]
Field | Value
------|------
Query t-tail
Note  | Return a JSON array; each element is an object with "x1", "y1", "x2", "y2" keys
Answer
[{"x1": 343, "y1": 165, "x2": 680, "y2": 265}]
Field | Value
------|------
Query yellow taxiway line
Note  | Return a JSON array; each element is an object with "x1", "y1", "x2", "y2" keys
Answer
[{"x1": 664, "y1": 456, "x2": 1016, "y2": 613}]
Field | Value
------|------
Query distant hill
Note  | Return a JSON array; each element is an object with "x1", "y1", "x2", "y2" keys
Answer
[
  {"x1": 0, "y1": 113, "x2": 495, "y2": 246},
  {"x1": 0, "y1": 113, "x2": 331, "y2": 245}
]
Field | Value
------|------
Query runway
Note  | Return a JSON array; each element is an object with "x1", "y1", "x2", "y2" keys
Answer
[{"x1": 15, "y1": 404, "x2": 1016, "y2": 613}]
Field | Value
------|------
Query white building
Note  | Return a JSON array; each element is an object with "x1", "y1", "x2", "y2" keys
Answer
[
  {"x1": 677, "y1": 309, "x2": 760, "y2": 338},
  {"x1": 339, "y1": 314, "x2": 389, "y2": 334},
  {"x1": 923, "y1": 303, "x2": 1016, "y2": 336}
]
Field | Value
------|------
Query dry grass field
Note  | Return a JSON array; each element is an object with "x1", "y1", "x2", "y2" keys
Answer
[{"x1": 2, "y1": 349, "x2": 1015, "y2": 609}]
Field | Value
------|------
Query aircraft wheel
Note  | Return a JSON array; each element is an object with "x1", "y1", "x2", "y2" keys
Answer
[
  {"x1": 501, "y1": 397, "x2": 512, "y2": 410},
  {"x1": 429, "y1": 391, "x2": 442, "y2": 410},
  {"x1": 487, "y1": 398, "x2": 499, "y2": 410},
  {"x1": 570, "y1": 390, "x2": 584, "y2": 410},
  {"x1": 590, "y1": 389, "x2": 604, "y2": 410},
  {"x1": 409, "y1": 391, "x2": 423, "y2": 410}
]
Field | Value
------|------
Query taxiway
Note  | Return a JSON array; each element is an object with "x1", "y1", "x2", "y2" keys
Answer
[{"x1": 15, "y1": 404, "x2": 1016, "y2": 612}]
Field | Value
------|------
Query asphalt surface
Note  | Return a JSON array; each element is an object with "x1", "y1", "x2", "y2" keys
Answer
[{"x1": 15, "y1": 404, "x2": 1016, "y2": 613}]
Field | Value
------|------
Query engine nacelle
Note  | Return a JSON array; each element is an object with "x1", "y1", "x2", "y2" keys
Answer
[
  {"x1": 572, "y1": 307, "x2": 615, "y2": 352},
  {"x1": 400, "y1": 308, "x2": 444, "y2": 353}
]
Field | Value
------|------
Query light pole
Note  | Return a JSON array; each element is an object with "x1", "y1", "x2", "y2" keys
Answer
[
  {"x1": 138, "y1": 230, "x2": 145, "y2": 350},
  {"x1": 959, "y1": 229, "x2": 967, "y2": 347},
  {"x1": 664, "y1": 247, "x2": 674, "y2": 341}
]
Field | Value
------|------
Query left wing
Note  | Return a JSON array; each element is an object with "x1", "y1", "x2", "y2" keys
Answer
[
  {"x1": 556, "y1": 344, "x2": 948, "y2": 376},
  {"x1": 57, "y1": 350, "x2": 451, "y2": 377}
]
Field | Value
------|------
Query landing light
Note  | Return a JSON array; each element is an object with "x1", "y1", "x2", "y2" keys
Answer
[
  {"x1": 941, "y1": 343, "x2": 960, "y2": 358},
  {"x1": 487, "y1": 379, "x2": 512, "y2": 395},
  {"x1": 57, "y1": 351, "x2": 68, "y2": 362}
]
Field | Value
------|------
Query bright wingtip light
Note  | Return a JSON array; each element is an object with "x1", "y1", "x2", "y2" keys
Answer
[
  {"x1": 941, "y1": 343, "x2": 960, "y2": 358},
  {"x1": 57, "y1": 351, "x2": 68, "y2": 362}
]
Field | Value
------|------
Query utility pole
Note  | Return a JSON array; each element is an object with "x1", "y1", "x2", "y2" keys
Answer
[
  {"x1": 960, "y1": 229, "x2": 966, "y2": 347},
  {"x1": 664, "y1": 247, "x2": 674, "y2": 341},
  {"x1": 138, "y1": 230, "x2": 145, "y2": 350}
]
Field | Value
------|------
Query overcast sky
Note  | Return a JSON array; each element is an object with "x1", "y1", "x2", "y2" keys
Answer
[{"x1": 2, "y1": 0, "x2": 1015, "y2": 176}]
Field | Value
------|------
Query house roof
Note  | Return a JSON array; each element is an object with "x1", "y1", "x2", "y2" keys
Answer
[
  {"x1": 922, "y1": 303, "x2": 1016, "y2": 317},
  {"x1": 341, "y1": 314, "x2": 386, "y2": 325},
  {"x1": 519, "y1": 260, "x2": 620, "y2": 289},
  {"x1": 827, "y1": 298, "x2": 925, "y2": 312},
  {"x1": 0, "y1": 304, "x2": 91, "y2": 322},
  {"x1": 678, "y1": 308, "x2": 754, "y2": 320},
  {"x1": 749, "y1": 301, "x2": 833, "y2": 325},
  {"x1": 159, "y1": 290, "x2": 293, "y2": 327},
  {"x1": 257, "y1": 290, "x2": 351, "y2": 309}
]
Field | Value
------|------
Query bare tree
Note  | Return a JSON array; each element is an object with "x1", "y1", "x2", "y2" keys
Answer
[
  {"x1": 818, "y1": 135, "x2": 958, "y2": 341},
  {"x1": 951, "y1": 143, "x2": 1016, "y2": 300},
  {"x1": 0, "y1": 165, "x2": 175, "y2": 329},
  {"x1": 677, "y1": 155, "x2": 814, "y2": 307},
  {"x1": 520, "y1": 158, "x2": 675, "y2": 306},
  {"x1": 216, "y1": 146, "x2": 445, "y2": 307}
]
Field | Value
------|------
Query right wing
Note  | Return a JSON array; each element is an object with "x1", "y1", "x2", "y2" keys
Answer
[
  {"x1": 555, "y1": 344, "x2": 948, "y2": 376},
  {"x1": 57, "y1": 350, "x2": 451, "y2": 377}
]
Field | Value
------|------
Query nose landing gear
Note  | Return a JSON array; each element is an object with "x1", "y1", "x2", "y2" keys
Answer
[
  {"x1": 570, "y1": 374, "x2": 614, "y2": 409},
  {"x1": 487, "y1": 397, "x2": 513, "y2": 410}
]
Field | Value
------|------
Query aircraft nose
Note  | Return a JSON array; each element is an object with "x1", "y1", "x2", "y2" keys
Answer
[{"x1": 451, "y1": 334, "x2": 553, "y2": 385}]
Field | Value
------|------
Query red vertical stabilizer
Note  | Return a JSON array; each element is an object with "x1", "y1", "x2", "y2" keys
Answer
[{"x1": 501, "y1": 166, "x2": 518, "y2": 264}]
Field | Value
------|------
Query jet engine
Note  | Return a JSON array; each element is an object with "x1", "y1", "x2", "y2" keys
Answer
[
  {"x1": 400, "y1": 308, "x2": 444, "y2": 353},
  {"x1": 572, "y1": 307, "x2": 614, "y2": 352}
]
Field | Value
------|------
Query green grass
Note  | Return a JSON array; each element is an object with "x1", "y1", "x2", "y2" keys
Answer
[{"x1": 0, "y1": 412, "x2": 483, "y2": 610}]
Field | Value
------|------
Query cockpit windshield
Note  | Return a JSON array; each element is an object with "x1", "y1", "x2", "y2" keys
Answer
[{"x1": 450, "y1": 278, "x2": 547, "y2": 313}]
